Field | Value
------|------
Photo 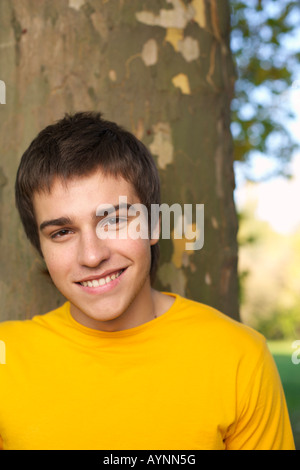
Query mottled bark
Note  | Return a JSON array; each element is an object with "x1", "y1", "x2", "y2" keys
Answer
[{"x1": 0, "y1": 0, "x2": 239, "y2": 321}]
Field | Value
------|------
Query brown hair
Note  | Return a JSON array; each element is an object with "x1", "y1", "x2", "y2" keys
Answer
[{"x1": 15, "y1": 111, "x2": 160, "y2": 283}]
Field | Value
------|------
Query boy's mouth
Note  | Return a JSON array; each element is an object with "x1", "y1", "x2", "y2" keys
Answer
[{"x1": 78, "y1": 269, "x2": 125, "y2": 288}]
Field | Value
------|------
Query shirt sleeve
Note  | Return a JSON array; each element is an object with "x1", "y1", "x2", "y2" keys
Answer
[{"x1": 225, "y1": 339, "x2": 295, "y2": 450}]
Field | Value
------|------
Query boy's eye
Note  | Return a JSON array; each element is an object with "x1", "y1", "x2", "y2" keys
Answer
[
  {"x1": 51, "y1": 229, "x2": 73, "y2": 239},
  {"x1": 104, "y1": 216, "x2": 127, "y2": 229},
  {"x1": 107, "y1": 217, "x2": 118, "y2": 225},
  {"x1": 107, "y1": 217, "x2": 124, "y2": 225},
  {"x1": 96, "y1": 215, "x2": 128, "y2": 233}
]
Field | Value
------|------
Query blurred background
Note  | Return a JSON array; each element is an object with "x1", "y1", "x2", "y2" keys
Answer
[
  {"x1": 0, "y1": 0, "x2": 299, "y2": 448},
  {"x1": 231, "y1": 0, "x2": 300, "y2": 448}
]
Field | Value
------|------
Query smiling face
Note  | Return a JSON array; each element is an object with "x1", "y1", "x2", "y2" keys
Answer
[{"x1": 33, "y1": 170, "x2": 159, "y2": 331}]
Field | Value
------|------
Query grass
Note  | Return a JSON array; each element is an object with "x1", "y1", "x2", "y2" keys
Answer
[{"x1": 268, "y1": 340, "x2": 300, "y2": 450}]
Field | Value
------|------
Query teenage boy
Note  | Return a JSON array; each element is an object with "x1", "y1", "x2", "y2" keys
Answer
[{"x1": 0, "y1": 112, "x2": 295, "y2": 450}]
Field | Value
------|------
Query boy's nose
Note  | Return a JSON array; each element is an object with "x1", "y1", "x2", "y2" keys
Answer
[{"x1": 77, "y1": 230, "x2": 110, "y2": 268}]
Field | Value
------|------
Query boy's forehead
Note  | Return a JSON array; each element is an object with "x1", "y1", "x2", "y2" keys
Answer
[{"x1": 33, "y1": 171, "x2": 141, "y2": 211}]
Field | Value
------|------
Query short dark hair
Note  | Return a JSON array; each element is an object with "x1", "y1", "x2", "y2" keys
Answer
[{"x1": 15, "y1": 111, "x2": 160, "y2": 283}]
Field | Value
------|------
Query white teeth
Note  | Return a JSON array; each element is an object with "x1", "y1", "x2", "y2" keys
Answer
[{"x1": 80, "y1": 270, "x2": 123, "y2": 288}]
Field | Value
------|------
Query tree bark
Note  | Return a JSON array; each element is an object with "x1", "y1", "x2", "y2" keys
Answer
[{"x1": 0, "y1": 0, "x2": 239, "y2": 321}]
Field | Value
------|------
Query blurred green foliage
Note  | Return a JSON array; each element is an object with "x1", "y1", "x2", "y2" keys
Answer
[
  {"x1": 258, "y1": 306, "x2": 300, "y2": 340},
  {"x1": 237, "y1": 195, "x2": 300, "y2": 340},
  {"x1": 268, "y1": 341, "x2": 300, "y2": 449},
  {"x1": 232, "y1": 1, "x2": 300, "y2": 340},
  {"x1": 230, "y1": 0, "x2": 300, "y2": 178}
]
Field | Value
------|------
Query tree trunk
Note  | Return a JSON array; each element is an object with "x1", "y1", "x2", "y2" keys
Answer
[{"x1": 0, "y1": 0, "x2": 239, "y2": 321}]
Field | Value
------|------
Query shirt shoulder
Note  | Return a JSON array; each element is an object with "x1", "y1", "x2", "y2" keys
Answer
[
  {"x1": 166, "y1": 294, "x2": 272, "y2": 389},
  {"x1": 172, "y1": 294, "x2": 266, "y2": 356},
  {"x1": 0, "y1": 303, "x2": 69, "y2": 344}
]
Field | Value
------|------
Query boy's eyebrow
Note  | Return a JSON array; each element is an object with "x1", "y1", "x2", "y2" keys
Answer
[
  {"x1": 39, "y1": 204, "x2": 133, "y2": 232},
  {"x1": 95, "y1": 203, "x2": 132, "y2": 217},
  {"x1": 39, "y1": 217, "x2": 72, "y2": 232}
]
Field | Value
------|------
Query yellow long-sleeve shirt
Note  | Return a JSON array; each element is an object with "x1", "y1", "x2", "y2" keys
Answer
[{"x1": 0, "y1": 293, "x2": 295, "y2": 450}]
